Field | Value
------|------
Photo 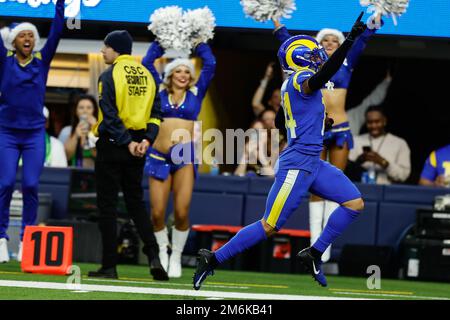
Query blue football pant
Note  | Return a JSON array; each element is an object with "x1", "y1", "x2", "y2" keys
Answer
[
  {"x1": 263, "y1": 160, "x2": 361, "y2": 231},
  {"x1": 0, "y1": 127, "x2": 45, "y2": 240}
]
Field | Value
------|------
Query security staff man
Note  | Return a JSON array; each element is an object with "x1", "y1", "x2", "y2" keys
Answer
[{"x1": 88, "y1": 30, "x2": 168, "y2": 280}]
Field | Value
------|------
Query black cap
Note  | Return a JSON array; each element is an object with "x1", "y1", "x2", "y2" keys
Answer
[{"x1": 104, "y1": 30, "x2": 133, "y2": 55}]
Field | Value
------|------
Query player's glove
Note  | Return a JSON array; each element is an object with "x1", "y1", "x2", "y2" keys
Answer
[{"x1": 347, "y1": 12, "x2": 367, "y2": 42}]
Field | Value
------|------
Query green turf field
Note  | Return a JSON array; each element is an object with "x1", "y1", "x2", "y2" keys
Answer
[{"x1": 0, "y1": 261, "x2": 449, "y2": 300}]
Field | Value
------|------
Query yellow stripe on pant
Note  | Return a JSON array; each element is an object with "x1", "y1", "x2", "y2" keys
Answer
[{"x1": 266, "y1": 170, "x2": 300, "y2": 228}]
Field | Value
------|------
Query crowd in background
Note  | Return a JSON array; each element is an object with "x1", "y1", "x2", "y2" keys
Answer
[
  {"x1": 235, "y1": 61, "x2": 450, "y2": 188},
  {"x1": 40, "y1": 58, "x2": 449, "y2": 189}
]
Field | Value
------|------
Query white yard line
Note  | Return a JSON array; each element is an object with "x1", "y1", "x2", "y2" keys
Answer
[
  {"x1": 334, "y1": 291, "x2": 450, "y2": 300},
  {"x1": 0, "y1": 280, "x2": 368, "y2": 300},
  {"x1": 83, "y1": 278, "x2": 250, "y2": 290}
]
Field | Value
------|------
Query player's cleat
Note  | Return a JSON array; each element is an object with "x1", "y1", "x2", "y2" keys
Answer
[
  {"x1": 88, "y1": 267, "x2": 118, "y2": 279},
  {"x1": 150, "y1": 258, "x2": 169, "y2": 281},
  {"x1": 193, "y1": 249, "x2": 217, "y2": 290},
  {"x1": 0, "y1": 238, "x2": 9, "y2": 263},
  {"x1": 297, "y1": 247, "x2": 328, "y2": 287}
]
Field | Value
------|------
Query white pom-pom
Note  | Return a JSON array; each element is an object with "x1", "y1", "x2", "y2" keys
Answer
[
  {"x1": 183, "y1": 6, "x2": 216, "y2": 48},
  {"x1": 240, "y1": 0, "x2": 297, "y2": 22},
  {"x1": 148, "y1": 6, "x2": 191, "y2": 54},
  {"x1": 360, "y1": 0, "x2": 409, "y2": 26},
  {"x1": 0, "y1": 27, "x2": 13, "y2": 51},
  {"x1": 148, "y1": 6, "x2": 216, "y2": 57}
]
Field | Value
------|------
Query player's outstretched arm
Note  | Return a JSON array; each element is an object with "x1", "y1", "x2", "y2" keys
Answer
[
  {"x1": 303, "y1": 12, "x2": 367, "y2": 94},
  {"x1": 346, "y1": 13, "x2": 383, "y2": 70}
]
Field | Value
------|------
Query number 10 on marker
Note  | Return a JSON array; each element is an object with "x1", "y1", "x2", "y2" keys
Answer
[{"x1": 21, "y1": 226, "x2": 73, "y2": 275}]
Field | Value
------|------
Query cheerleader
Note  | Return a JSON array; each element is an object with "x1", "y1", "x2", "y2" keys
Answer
[
  {"x1": 142, "y1": 41, "x2": 216, "y2": 277},
  {"x1": 0, "y1": 0, "x2": 65, "y2": 263}
]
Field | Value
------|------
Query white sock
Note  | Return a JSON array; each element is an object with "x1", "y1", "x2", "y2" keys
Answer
[
  {"x1": 17, "y1": 241, "x2": 23, "y2": 262},
  {"x1": 154, "y1": 227, "x2": 169, "y2": 271},
  {"x1": 321, "y1": 201, "x2": 340, "y2": 262},
  {"x1": 168, "y1": 227, "x2": 189, "y2": 278},
  {"x1": 309, "y1": 201, "x2": 325, "y2": 247},
  {"x1": 0, "y1": 238, "x2": 10, "y2": 263}
]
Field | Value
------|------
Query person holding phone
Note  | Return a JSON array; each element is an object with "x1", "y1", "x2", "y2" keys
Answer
[
  {"x1": 59, "y1": 94, "x2": 98, "y2": 168},
  {"x1": 348, "y1": 105, "x2": 411, "y2": 184}
]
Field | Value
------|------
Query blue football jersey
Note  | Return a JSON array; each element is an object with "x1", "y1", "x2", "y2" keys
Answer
[
  {"x1": 421, "y1": 144, "x2": 450, "y2": 181},
  {"x1": 281, "y1": 69, "x2": 326, "y2": 156}
]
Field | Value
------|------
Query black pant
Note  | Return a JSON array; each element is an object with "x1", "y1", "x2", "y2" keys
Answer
[{"x1": 95, "y1": 135, "x2": 158, "y2": 268}]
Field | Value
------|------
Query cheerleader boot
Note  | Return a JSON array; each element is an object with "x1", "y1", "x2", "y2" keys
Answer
[
  {"x1": 17, "y1": 241, "x2": 23, "y2": 262},
  {"x1": 0, "y1": 238, "x2": 10, "y2": 263},
  {"x1": 154, "y1": 227, "x2": 169, "y2": 272},
  {"x1": 168, "y1": 227, "x2": 189, "y2": 278}
]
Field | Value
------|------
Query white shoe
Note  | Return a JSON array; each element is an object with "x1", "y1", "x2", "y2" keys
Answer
[
  {"x1": 168, "y1": 227, "x2": 189, "y2": 278},
  {"x1": 17, "y1": 242, "x2": 23, "y2": 262},
  {"x1": 154, "y1": 227, "x2": 169, "y2": 271},
  {"x1": 0, "y1": 238, "x2": 10, "y2": 263}
]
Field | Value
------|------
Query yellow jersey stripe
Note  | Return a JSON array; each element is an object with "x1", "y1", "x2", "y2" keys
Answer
[
  {"x1": 293, "y1": 72, "x2": 302, "y2": 92},
  {"x1": 266, "y1": 170, "x2": 300, "y2": 228},
  {"x1": 150, "y1": 154, "x2": 166, "y2": 161},
  {"x1": 430, "y1": 151, "x2": 437, "y2": 168},
  {"x1": 443, "y1": 161, "x2": 450, "y2": 175}
]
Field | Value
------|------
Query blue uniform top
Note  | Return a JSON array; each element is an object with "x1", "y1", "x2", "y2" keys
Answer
[
  {"x1": 420, "y1": 145, "x2": 450, "y2": 181},
  {"x1": 142, "y1": 42, "x2": 216, "y2": 121},
  {"x1": 282, "y1": 69, "x2": 326, "y2": 156},
  {"x1": 274, "y1": 26, "x2": 376, "y2": 89},
  {"x1": 0, "y1": 0, "x2": 65, "y2": 130}
]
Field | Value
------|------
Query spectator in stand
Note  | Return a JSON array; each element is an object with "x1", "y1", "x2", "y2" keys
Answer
[
  {"x1": 347, "y1": 70, "x2": 392, "y2": 136},
  {"x1": 348, "y1": 106, "x2": 411, "y2": 184},
  {"x1": 260, "y1": 109, "x2": 276, "y2": 130},
  {"x1": 251, "y1": 62, "x2": 286, "y2": 139},
  {"x1": 234, "y1": 114, "x2": 286, "y2": 177},
  {"x1": 252, "y1": 62, "x2": 281, "y2": 116},
  {"x1": 43, "y1": 107, "x2": 67, "y2": 168},
  {"x1": 234, "y1": 120, "x2": 272, "y2": 176},
  {"x1": 58, "y1": 94, "x2": 98, "y2": 168},
  {"x1": 419, "y1": 144, "x2": 450, "y2": 188}
]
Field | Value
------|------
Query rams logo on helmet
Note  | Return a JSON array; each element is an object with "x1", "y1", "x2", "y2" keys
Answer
[{"x1": 278, "y1": 35, "x2": 328, "y2": 73}]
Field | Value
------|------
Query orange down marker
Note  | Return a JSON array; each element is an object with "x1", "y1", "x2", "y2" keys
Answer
[{"x1": 21, "y1": 226, "x2": 73, "y2": 275}]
